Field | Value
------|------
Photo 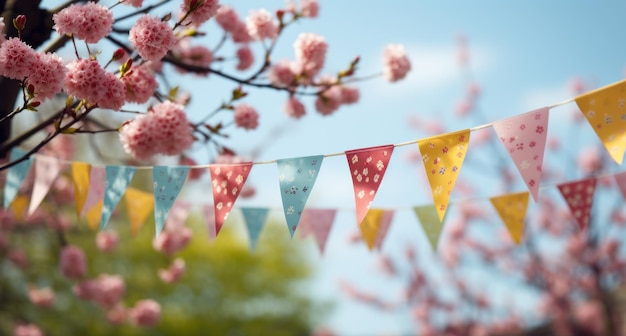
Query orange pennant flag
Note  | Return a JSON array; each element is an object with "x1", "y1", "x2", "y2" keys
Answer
[
  {"x1": 84, "y1": 200, "x2": 103, "y2": 230},
  {"x1": 575, "y1": 79, "x2": 626, "y2": 164},
  {"x1": 490, "y1": 192, "x2": 529, "y2": 244},
  {"x1": 418, "y1": 130, "x2": 471, "y2": 221},
  {"x1": 9, "y1": 195, "x2": 29, "y2": 222},
  {"x1": 124, "y1": 187, "x2": 155, "y2": 235},
  {"x1": 358, "y1": 209, "x2": 394, "y2": 251},
  {"x1": 71, "y1": 162, "x2": 91, "y2": 220}
]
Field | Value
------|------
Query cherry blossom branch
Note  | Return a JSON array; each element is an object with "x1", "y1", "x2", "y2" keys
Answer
[{"x1": 113, "y1": 0, "x2": 172, "y2": 24}]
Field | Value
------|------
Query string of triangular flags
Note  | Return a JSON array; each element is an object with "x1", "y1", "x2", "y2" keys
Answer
[{"x1": 3, "y1": 79, "x2": 626, "y2": 254}]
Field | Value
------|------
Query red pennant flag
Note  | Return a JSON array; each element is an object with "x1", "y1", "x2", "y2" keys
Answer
[
  {"x1": 202, "y1": 204, "x2": 217, "y2": 242},
  {"x1": 209, "y1": 163, "x2": 253, "y2": 235},
  {"x1": 299, "y1": 209, "x2": 336, "y2": 254},
  {"x1": 345, "y1": 145, "x2": 394, "y2": 227},
  {"x1": 614, "y1": 171, "x2": 626, "y2": 199},
  {"x1": 557, "y1": 178, "x2": 597, "y2": 230}
]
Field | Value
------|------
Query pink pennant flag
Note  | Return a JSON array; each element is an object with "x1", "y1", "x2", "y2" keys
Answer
[
  {"x1": 345, "y1": 145, "x2": 394, "y2": 227},
  {"x1": 202, "y1": 204, "x2": 217, "y2": 241},
  {"x1": 209, "y1": 163, "x2": 253, "y2": 235},
  {"x1": 614, "y1": 171, "x2": 626, "y2": 199},
  {"x1": 28, "y1": 156, "x2": 62, "y2": 215},
  {"x1": 299, "y1": 209, "x2": 336, "y2": 253},
  {"x1": 492, "y1": 107, "x2": 549, "y2": 201},
  {"x1": 557, "y1": 178, "x2": 597, "y2": 230},
  {"x1": 81, "y1": 166, "x2": 105, "y2": 217}
]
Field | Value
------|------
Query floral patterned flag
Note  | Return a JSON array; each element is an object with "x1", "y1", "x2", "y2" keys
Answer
[
  {"x1": 3, "y1": 148, "x2": 33, "y2": 208},
  {"x1": 418, "y1": 130, "x2": 471, "y2": 221},
  {"x1": 298, "y1": 209, "x2": 336, "y2": 254},
  {"x1": 124, "y1": 187, "x2": 154, "y2": 235},
  {"x1": 71, "y1": 162, "x2": 91, "y2": 220},
  {"x1": 153, "y1": 166, "x2": 189, "y2": 237},
  {"x1": 345, "y1": 145, "x2": 394, "y2": 228},
  {"x1": 359, "y1": 209, "x2": 394, "y2": 251},
  {"x1": 81, "y1": 166, "x2": 105, "y2": 217},
  {"x1": 413, "y1": 205, "x2": 443, "y2": 251},
  {"x1": 490, "y1": 191, "x2": 529, "y2": 244},
  {"x1": 575, "y1": 79, "x2": 626, "y2": 164},
  {"x1": 276, "y1": 155, "x2": 324, "y2": 237},
  {"x1": 614, "y1": 171, "x2": 626, "y2": 199},
  {"x1": 241, "y1": 207, "x2": 269, "y2": 250},
  {"x1": 209, "y1": 163, "x2": 253, "y2": 235},
  {"x1": 202, "y1": 204, "x2": 217, "y2": 242},
  {"x1": 493, "y1": 107, "x2": 549, "y2": 201},
  {"x1": 557, "y1": 178, "x2": 597, "y2": 230},
  {"x1": 101, "y1": 166, "x2": 136, "y2": 231},
  {"x1": 28, "y1": 156, "x2": 62, "y2": 215}
]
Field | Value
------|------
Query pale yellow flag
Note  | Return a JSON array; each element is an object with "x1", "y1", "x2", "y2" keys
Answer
[
  {"x1": 418, "y1": 130, "x2": 471, "y2": 221},
  {"x1": 575, "y1": 79, "x2": 626, "y2": 164},
  {"x1": 10, "y1": 195, "x2": 29, "y2": 221},
  {"x1": 359, "y1": 209, "x2": 385, "y2": 251},
  {"x1": 71, "y1": 162, "x2": 91, "y2": 220},
  {"x1": 124, "y1": 187, "x2": 154, "y2": 235},
  {"x1": 490, "y1": 191, "x2": 529, "y2": 244},
  {"x1": 84, "y1": 200, "x2": 103, "y2": 230}
]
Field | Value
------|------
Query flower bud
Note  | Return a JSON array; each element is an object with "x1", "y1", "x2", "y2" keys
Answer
[
  {"x1": 13, "y1": 15, "x2": 26, "y2": 31},
  {"x1": 112, "y1": 48, "x2": 126, "y2": 62}
]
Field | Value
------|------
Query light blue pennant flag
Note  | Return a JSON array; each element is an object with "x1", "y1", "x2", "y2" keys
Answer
[
  {"x1": 241, "y1": 207, "x2": 269, "y2": 250},
  {"x1": 101, "y1": 166, "x2": 136, "y2": 230},
  {"x1": 276, "y1": 155, "x2": 324, "y2": 237},
  {"x1": 153, "y1": 166, "x2": 189, "y2": 237},
  {"x1": 3, "y1": 148, "x2": 33, "y2": 208}
]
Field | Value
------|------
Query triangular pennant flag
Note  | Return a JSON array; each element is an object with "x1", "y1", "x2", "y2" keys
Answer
[
  {"x1": 28, "y1": 156, "x2": 62, "y2": 215},
  {"x1": 85, "y1": 200, "x2": 104, "y2": 230},
  {"x1": 124, "y1": 187, "x2": 154, "y2": 235},
  {"x1": 9, "y1": 195, "x2": 29, "y2": 222},
  {"x1": 153, "y1": 166, "x2": 189, "y2": 237},
  {"x1": 359, "y1": 209, "x2": 394, "y2": 251},
  {"x1": 557, "y1": 178, "x2": 597, "y2": 230},
  {"x1": 492, "y1": 108, "x2": 549, "y2": 201},
  {"x1": 614, "y1": 171, "x2": 626, "y2": 199},
  {"x1": 345, "y1": 145, "x2": 394, "y2": 227},
  {"x1": 101, "y1": 166, "x2": 136, "y2": 230},
  {"x1": 413, "y1": 205, "x2": 444, "y2": 251},
  {"x1": 418, "y1": 130, "x2": 471, "y2": 221},
  {"x1": 81, "y1": 166, "x2": 106, "y2": 217},
  {"x1": 299, "y1": 209, "x2": 336, "y2": 254},
  {"x1": 202, "y1": 204, "x2": 217, "y2": 241},
  {"x1": 276, "y1": 155, "x2": 324, "y2": 237},
  {"x1": 241, "y1": 207, "x2": 269, "y2": 250},
  {"x1": 71, "y1": 162, "x2": 91, "y2": 220},
  {"x1": 575, "y1": 80, "x2": 626, "y2": 164},
  {"x1": 490, "y1": 192, "x2": 530, "y2": 244},
  {"x1": 209, "y1": 163, "x2": 253, "y2": 235},
  {"x1": 3, "y1": 148, "x2": 33, "y2": 208}
]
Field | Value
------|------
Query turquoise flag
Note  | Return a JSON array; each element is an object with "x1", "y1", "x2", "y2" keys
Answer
[
  {"x1": 3, "y1": 148, "x2": 33, "y2": 208},
  {"x1": 241, "y1": 207, "x2": 269, "y2": 250},
  {"x1": 276, "y1": 155, "x2": 324, "y2": 237},
  {"x1": 153, "y1": 166, "x2": 189, "y2": 237},
  {"x1": 101, "y1": 166, "x2": 136, "y2": 230}
]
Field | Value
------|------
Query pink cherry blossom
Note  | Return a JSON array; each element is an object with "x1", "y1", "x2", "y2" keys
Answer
[
  {"x1": 0, "y1": 38, "x2": 37, "y2": 80},
  {"x1": 215, "y1": 6, "x2": 240, "y2": 32},
  {"x1": 577, "y1": 146, "x2": 603, "y2": 175},
  {"x1": 293, "y1": 33, "x2": 327, "y2": 80},
  {"x1": 314, "y1": 86, "x2": 342, "y2": 116},
  {"x1": 27, "y1": 286, "x2": 54, "y2": 308},
  {"x1": 234, "y1": 104, "x2": 260, "y2": 130},
  {"x1": 0, "y1": 208, "x2": 16, "y2": 230},
  {"x1": 455, "y1": 99, "x2": 473, "y2": 117},
  {"x1": 106, "y1": 304, "x2": 127, "y2": 325},
  {"x1": 122, "y1": 0, "x2": 144, "y2": 8},
  {"x1": 92, "y1": 274, "x2": 125, "y2": 309},
  {"x1": 27, "y1": 52, "x2": 66, "y2": 101},
  {"x1": 230, "y1": 22, "x2": 253, "y2": 43},
  {"x1": 174, "y1": 42, "x2": 213, "y2": 75},
  {"x1": 236, "y1": 45, "x2": 254, "y2": 71},
  {"x1": 574, "y1": 301, "x2": 604, "y2": 335},
  {"x1": 153, "y1": 227, "x2": 192, "y2": 255},
  {"x1": 53, "y1": 2, "x2": 113, "y2": 43},
  {"x1": 119, "y1": 113, "x2": 159, "y2": 161},
  {"x1": 98, "y1": 72, "x2": 126, "y2": 111},
  {"x1": 150, "y1": 101, "x2": 194, "y2": 156},
  {"x1": 269, "y1": 60, "x2": 296, "y2": 87},
  {"x1": 382, "y1": 44, "x2": 411, "y2": 82},
  {"x1": 284, "y1": 97, "x2": 306, "y2": 119},
  {"x1": 182, "y1": 0, "x2": 220, "y2": 25},
  {"x1": 301, "y1": 0, "x2": 320, "y2": 18},
  {"x1": 122, "y1": 65, "x2": 158, "y2": 104},
  {"x1": 129, "y1": 299, "x2": 161, "y2": 327},
  {"x1": 159, "y1": 258, "x2": 186, "y2": 284},
  {"x1": 73, "y1": 279, "x2": 98, "y2": 300},
  {"x1": 246, "y1": 9, "x2": 278, "y2": 40},
  {"x1": 0, "y1": 17, "x2": 5, "y2": 45},
  {"x1": 129, "y1": 14, "x2": 176, "y2": 62},
  {"x1": 340, "y1": 86, "x2": 359, "y2": 105},
  {"x1": 96, "y1": 231, "x2": 119, "y2": 253},
  {"x1": 8, "y1": 249, "x2": 28, "y2": 269},
  {"x1": 13, "y1": 324, "x2": 43, "y2": 336},
  {"x1": 240, "y1": 185, "x2": 256, "y2": 198},
  {"x1": 59, "y1": 245, "x2": 87, "y2": 279},
  {"x1": 63, "y1": 58, "x2": 108, "y2": 105},
  {"x1": 180, "y1": 156, "x2": 206, "y2": 180}
]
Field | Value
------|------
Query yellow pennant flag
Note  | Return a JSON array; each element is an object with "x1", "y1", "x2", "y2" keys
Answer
[
  {"x1": 9, "y1": 195, "x2": 29, "y2": 222},
  {"x1": 124, "y1": 187, "x2": 154, "y2": 235},
  {"x1": 575, "y1": 79, "x2": 626, "y2": 164},
  {"x1": 84, "y1": 200, "x2": 103, "y2": 230},
  {"x1": 359, "y1": 209, "x2": 385, "y2": 251},
  {"x1": 418, "y1": 130, "x2": 471, "y2": 221},
  {"x1": 490, "y1": 191, "x2": 529, "y2": 244},
  {"x1": 71, "y1": 162, "x2": 91, "y2": 220}
]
